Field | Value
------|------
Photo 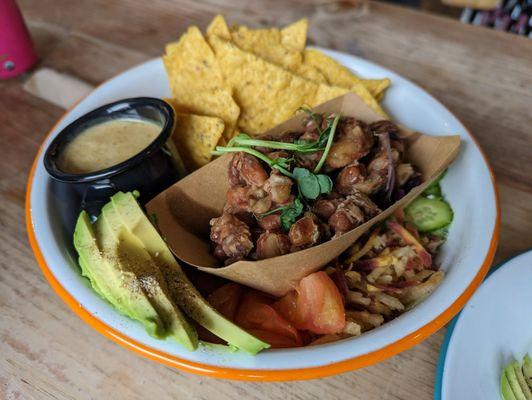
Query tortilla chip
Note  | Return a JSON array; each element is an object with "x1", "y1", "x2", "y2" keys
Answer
[
  {"x1": 303, "y1": 49, "x2": 390, "y2": 100},
  {"x1": 226, "y1": 25, "x2": 302, "y2": 70},
  {"x1": 163, "y1": 26, "x2": 239, "y2": 138},
  {"x1": 280, "y1": 18, "x2": 308, "y2": 52},
  {"x1": 170, "y1": 109, "x2": 225, "y2": 171},
  {"x1": 349, "y1": 83, "x2": 387, "y2": 117},
  {"x1": 206, "y1": 14, "x2": 231, "y2": 40},
  {"x1": 312, "y1": 85, "x2": 348, "y2": 108},
  {"x1": 206, "y1": 18, "x2": 389, "y2": 107},
  {"x1": 295, "y1": 63, "x2": 328, "y2": 83},
  {"x1": 313, "y1": 84, "x2": 387, "y2": 117},
  {"x1": 207, "y1": 34, "x2": 318, "y2": 135},
  {"x1": 162, "y1": 98, "x2": 192, "y2": 114},
  {"x1": 303, "y1": 49, "x2": 363, "y2": 87},
  {"x1": 206, "y1": 17, "x2": 308, "y2": 71},
  {"x1": 361, "y1": 78, "x2": 391, "y2": 101}
]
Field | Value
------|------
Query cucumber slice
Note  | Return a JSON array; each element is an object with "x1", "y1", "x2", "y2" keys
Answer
[
  {"x1": 429, "y1": 227, "x2": 449, "y2": 238},
  {"x1": 423, "y1": 183, "x2": 442, "y2": 198},
  {"x1": 405, "y1": 197, "x2": 453, "y2": 232}
]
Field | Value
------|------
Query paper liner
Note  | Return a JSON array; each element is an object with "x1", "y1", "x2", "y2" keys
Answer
[{"x1": 147, "y1": 93, "x2": 460, "y2": 296}]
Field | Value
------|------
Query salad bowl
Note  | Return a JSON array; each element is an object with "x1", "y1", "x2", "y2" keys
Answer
[{"x1": 26, "y1": 48, "x2": 499, "y2": 381}]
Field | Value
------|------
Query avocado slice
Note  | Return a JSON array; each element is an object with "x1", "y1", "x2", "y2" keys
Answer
[
  {"x1": 111, "y1": 191, "x2": 269, "y2": 355},
  {"x1": 74, "y1": 211, "x2": 164, "y2": 339},
  {"x1": 503, "y1": 371, "x2": 519, "y2": 400},
  {"x1": 513, "y1": 361, "x2": 532, "y2": 400},
  {"x1": 506, "y1": 362, "x2": 528, "y2": 400},
  {"x1": 523, "y1": 355, "x2": 532, "y2": 390},
  {"x1": 98, "y1": 202, "x2": 198, "y2": 350},
  {"x1": 78, "y1": 255, "x2": 105, "y2": 299}
]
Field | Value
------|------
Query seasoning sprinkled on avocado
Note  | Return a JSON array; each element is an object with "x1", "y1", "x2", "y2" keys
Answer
[{"x1": 74, "y1": 192, "x2": 268, "y2": 355}]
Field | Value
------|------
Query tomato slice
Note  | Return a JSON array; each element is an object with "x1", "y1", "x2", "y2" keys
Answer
[
  {"x1": 275, "y1": 271, "x2": 346, "y2": 335},
  {"x1": 235, "y1": 291, "x2": 302, "y2": 347},
  {"x1": 207, "y1": 283, "x2": 243, "y2": 320},
  {"x1": 273, "y1": 290, "x2": 308, "y2": 327}
]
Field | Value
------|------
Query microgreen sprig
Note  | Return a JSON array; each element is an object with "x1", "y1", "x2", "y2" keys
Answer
[
  {"x1": 259, "y1": 197, "x2": 304, "y2": 231},
  {"x1": 227, "y1": 133, "x2": 323, "y2": 154},
  {"x1": 313, "y1": 114, "x2": 340, "y2": 173},
  {"x1": 211, "y1": 146, "x2": 295, "y2": 178}
]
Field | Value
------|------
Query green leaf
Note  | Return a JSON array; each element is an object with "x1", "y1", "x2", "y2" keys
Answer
[
  {"x1": 270, "y1": 156, "x2": 293, "y2": 169},
  {"x1": 292, "y1": 167, "x2": 310, "y2": 180},
  {"x1": 293, "y1": 167, "x2": 321, "y2": 200},
  {"x1": 293, "y1": 167, "x2": 333, "y2": 200},
  {"x1": 316, "y1": 174, "x2": 333, "y2": 195},
  {"x1": 280, "y1": 198, "x2": 304, "y2": 230},
  {"x1": 300, "y1": 175, "x2": 321, "y2": 199},
  {"x1": 260, "y1": 197, "x2": 304, "y2": 231}
]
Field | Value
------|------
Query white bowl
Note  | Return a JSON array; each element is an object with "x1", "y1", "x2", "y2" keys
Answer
[
  {"x1": 436, "y1": 250, "x2": 532, "y2": 400},
  {"x1": 26, "y1": 48, "x2": 499, "y2": 381}
]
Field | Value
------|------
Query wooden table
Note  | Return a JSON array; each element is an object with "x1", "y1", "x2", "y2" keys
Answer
[{"x1": 2, "y1": 0, "x2": 531, "y2": 398}]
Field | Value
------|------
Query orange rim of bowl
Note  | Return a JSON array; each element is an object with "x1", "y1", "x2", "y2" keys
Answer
[{"x1": 25, "y1": 69, "x2": 500, "y2": 382}]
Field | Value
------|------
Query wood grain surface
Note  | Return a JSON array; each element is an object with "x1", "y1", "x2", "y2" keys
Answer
[{"x1": 1, "y1": 0, "x2": 531, "y2": 399}]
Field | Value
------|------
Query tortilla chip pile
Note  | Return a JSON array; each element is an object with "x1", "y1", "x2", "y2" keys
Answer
[{"x1": 163, "y1": 15, "x2": 391, "y2": 172}]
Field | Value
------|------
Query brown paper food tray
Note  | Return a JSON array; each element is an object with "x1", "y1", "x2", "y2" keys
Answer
[{"x1": 147, "y1": 93, "x2": 460, "y2": 297}]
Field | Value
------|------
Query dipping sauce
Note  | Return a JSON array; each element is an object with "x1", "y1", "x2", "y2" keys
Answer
[{"x1": 57, "y1": 119, "x2": 161, "y2": 174}]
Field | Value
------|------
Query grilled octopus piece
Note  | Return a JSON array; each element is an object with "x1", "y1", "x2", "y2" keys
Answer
[
  {"x1": 263, "y1": 170, "x2": 293, "y2": 205},
  {"x1": 315, "y1": 191, "x2": 381, "y2": 232},
  {"x1": 313, "y1": 197, "x2": 343, "y2": 220},
  {"x1": 348, "y1": 191, "x2": 381, "y2": 218},
  {"x1": 326, "y1": 118, "x2": 374, "y2": 170},
  {"x1": 228, "y1": 152, "x2": 269, "y2": 187},
  {"x1": 225, "y1": 186, "x2": 272, "y2": 214},
  {"x1": 289, "y1": 213, "x2": 321, "y2": 250},
  {"x1": 370, "y1": 120, "x2": 406, "y2": 153},
  {"x1": 257, "y1": 213, "x2": 282, "y2": 231},
  {"x1": 336, "y1": 163, "x2": 367, "y2": 195},
  {"x1": 210, "y1": 213, "x2": 253, "y2": 262},
  {"x1": 369, "y1": 120, "x2": 399, "y2": 137},
  {"x1": 329, "y1": 196, "x2": 366, "y2": 235},
  {"x1": 395, "y1": 163, "x2": 415, "y2": 187},
  {"x1": 256, "y1": 231, "x2": 291, "y2": 259},
  {"x1": 294, "y1": 130, "x2": 323, "y2": 170},
  {"x1": 266, "y1": 151, "x2": 290, "y2": 161},
  {"x1": 338, "y1": 145, "x2": 400, "y2": 195}
]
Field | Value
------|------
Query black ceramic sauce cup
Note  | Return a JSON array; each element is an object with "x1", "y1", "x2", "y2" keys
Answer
[{"x1": 44, "y1": 97, "x2": 183, "y2": 227}]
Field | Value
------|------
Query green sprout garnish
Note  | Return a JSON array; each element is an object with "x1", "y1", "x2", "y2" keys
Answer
[
  {"x1": 313, "y1": 114, "x2": 340, "y2": 173},
  {"x1": 212, "y1": 110, "x2": 342, "y2": 229},
  {"x1": 227, "y1": 133, "x2": 323, "y2": 154},
  {"x1": 259, "y1": 197, "x2": 305, "y2": 231}
]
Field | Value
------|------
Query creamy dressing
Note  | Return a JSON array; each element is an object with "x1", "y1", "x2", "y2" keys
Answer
[{"x1": 57, "y1": 119, "x2": 161, "y2": 174}]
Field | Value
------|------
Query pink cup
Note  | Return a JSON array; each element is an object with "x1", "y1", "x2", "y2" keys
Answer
[{"x1": 0, "y1": 0, "x2": 37, "y2": 79}]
